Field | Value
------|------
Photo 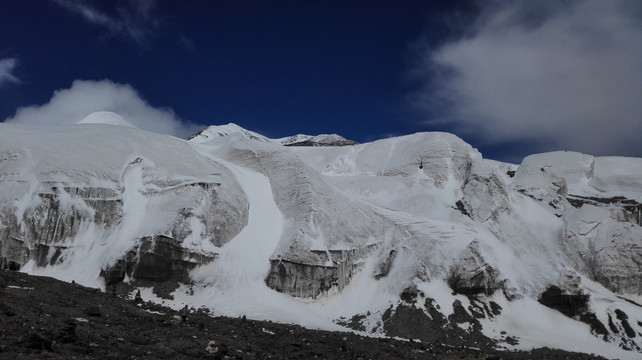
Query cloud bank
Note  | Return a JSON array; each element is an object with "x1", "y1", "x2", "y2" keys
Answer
[
  {"x1": 417, "y1": 0, "x2": 642, "y2": 157},
  {"x1": 0, "y1": 58, "x2": 20, "y2": 86},
  {"x1": 52, "y1": 0, "x2": 161, "y2": 44},
  {"x1": 4, "y1": 79, "x2": 203, "y2": 139}
]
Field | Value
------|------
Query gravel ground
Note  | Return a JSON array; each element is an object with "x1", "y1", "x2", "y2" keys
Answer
[{"x1": 0, "y1": 270, "x2": 608, "y2": 359}]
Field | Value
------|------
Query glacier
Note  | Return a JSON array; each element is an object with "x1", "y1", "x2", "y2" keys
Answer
[{"x1": 0, "y1": 112, "x2": 641, "y2": 359}]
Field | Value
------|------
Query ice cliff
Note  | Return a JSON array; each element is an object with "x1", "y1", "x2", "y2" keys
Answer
[{"x1": 0, "y1": 117, "x2": 249, "y2": 287}]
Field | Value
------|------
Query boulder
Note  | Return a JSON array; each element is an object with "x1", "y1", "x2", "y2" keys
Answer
[{"x1": 449, "y1": 240, "x2": 502, "y2": 296}]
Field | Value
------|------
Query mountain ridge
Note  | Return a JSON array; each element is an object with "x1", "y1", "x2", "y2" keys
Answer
[{"x1": 0, "y1": 120, "x2": 640, "y2": 359}]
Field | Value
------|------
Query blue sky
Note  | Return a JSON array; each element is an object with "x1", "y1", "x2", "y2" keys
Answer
[{"x1": 1, "y1": 1, "x2": 641, "y2": 163}]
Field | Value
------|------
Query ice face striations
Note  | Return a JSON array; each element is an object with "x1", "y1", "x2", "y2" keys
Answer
[
  {"x1": 0, "y1": 122, "x2": 249, "y2": 288},
  {"x1": 1, "y1": 119, "x2": 641, "y2": 358}
]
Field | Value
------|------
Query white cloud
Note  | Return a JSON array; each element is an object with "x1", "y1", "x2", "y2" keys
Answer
[
  {"x1": 4, "y1": 79, "x2": 203, "y2": 138},
  {"x1": 52, "y1": 0, "x2": 161, "y2": 43},
  {"x1": 416, "y1": 0, "x2": 642, "y2": 157},
  {"x1": 0, "y1": 58, "x2": 20, "y2": 85},
  {"x1": 180, "y1": 35, "x2": 196, "y2": 52}
]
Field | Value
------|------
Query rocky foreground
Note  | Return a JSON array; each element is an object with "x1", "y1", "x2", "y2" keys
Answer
[{"x1": 0, "y1": 270, "x2": 607, "y2": 359}]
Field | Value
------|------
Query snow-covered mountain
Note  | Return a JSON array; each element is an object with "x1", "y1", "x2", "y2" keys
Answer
[
  {"x1": 277, "y1": 133, "x2": 358, "y2": 147},
  {"x1": 1, "y1": 113, "x2": 640, "y2": 359},
  {"x1": 188, "y1": 123, "x2": 358, "y2": 147}
]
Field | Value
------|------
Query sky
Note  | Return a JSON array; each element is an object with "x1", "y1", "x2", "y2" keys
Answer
[{"x1": 1, "y1": 0, "x2": 641, "y2": 163}]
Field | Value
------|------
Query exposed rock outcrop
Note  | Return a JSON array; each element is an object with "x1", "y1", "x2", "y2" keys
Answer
[
  {"x1": 377, "y1": 286, "x2": 502, "y2": 350},
  {"x1": 449, "y1": 240, "x2": 502, "y2": 296},
  {"x1": 538, "y1": 272, "x2": 589, "y2": 318}
]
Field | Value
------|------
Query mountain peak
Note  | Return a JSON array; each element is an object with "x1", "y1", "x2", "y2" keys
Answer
[
  {"x1": 77, "y1": 111, "x2": 137, "y2": 128},
  {"x1": 277, "y1": 133, "x2": 358, "y2": 147},
  {"x1": 188, "y1": 123, "x2": 270, "y2": 143}
]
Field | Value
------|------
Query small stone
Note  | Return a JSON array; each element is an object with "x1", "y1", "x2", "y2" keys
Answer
[
  {"x1": 20, "y1": 332, "x2": 53, "y2": 351},
  {"x1": 86, "y1": 305, "x2": 102, "y2": 317},
  {"x1": 133, "y1": 289, "x2": 143, "y2": 304},
  {"x1": 68, "y1": 344, "x2": 92, "y2": 355},
  {"x1": 169, "y1": 315, "x2": 182, "y2": 325}
]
